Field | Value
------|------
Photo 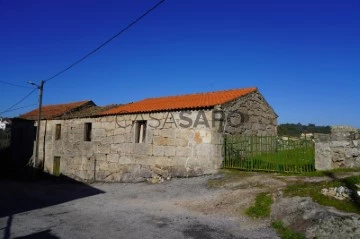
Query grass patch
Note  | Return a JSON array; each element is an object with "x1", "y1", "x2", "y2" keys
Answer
[
  {"x1": 276, "y1": 167, "x2": 360, "y2": 177},
  {"x1": 225, "y1": 136, "x2": 315, "y2": 173},
  {"x1": 225, "y1": 147, "x2": 315, "y2": 173},
  {"x1": 284, "y1": 175, "x2": 360, "y2": 214},
  {"x1": 245, "y1": 192, "x2": 273, "y2": 218},
  {"x1": 271, "y1": 220, "x2": 305, "y2": 239},
  {"x1": 252, "y1": 147, "x2": 314, "y2": 165}
]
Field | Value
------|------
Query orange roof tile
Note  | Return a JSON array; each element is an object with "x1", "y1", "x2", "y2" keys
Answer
[
  {"x1": 101, "y1": 87, "x2": 257, "y2": 115},
  {"x1": 20, "y1": 100, "x2": 94, "y2": 120}
]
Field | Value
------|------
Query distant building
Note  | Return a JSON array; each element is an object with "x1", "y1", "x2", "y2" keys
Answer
[
  {"x1": 301, "y1": 133, "x2": 314, "y2": 139},
  {"x1": 17, "y1": 87, "x2": 278, "y2": 182},
  {"x1": 0, "y1": 118, "x2": 10, "y2": 130}
]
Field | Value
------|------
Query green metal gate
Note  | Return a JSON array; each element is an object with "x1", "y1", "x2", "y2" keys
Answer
[{"x1": 223, "y1": 135, "x2": 315, "y2": 173}]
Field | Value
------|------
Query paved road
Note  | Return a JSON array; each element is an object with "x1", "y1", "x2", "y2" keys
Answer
[{"x1": 0, "y1": 176, "x2": 277, "y2": 239}]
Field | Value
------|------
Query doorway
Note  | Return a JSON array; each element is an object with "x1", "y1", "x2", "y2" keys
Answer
[{"x1": 53, "y1": 156, "x2": 61, "y2": 176}]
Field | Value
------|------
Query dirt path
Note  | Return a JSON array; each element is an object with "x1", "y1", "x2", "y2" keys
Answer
[
  {"x1": 0, "y1": 176, "x2": 277, "y2": 239},
  {"x1": 180, "y1": 173, "x2": 287, "y2": 230},
  {"x1": 2, "y1": 171, "x2": 359, "y2": 238}
]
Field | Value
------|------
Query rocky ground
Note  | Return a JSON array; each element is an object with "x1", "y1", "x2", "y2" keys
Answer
[
  {"x1": 272, "y1": 196, "x2": 360, "y2": 239},
  {"x1": 197, "y1": 171, "x2": 360, "y2": 239},
  {"x1": 1, "y1": 171, "x2": 360, "y2": 239}
]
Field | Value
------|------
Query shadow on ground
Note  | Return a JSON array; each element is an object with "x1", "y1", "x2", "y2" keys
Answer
[
  {"x1": 0, "y1": 167, "x2": 104, "y2": 218},
  {"x1": 14, "y1": 229, "x2": 59, "y2": 239},
  {"x1": 0, "y1": 166, "x2": 104, "y2": 239}
]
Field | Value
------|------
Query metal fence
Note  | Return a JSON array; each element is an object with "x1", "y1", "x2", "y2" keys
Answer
[{"x1": 223, "y1": 135, "x2": 315, "y2": 173}]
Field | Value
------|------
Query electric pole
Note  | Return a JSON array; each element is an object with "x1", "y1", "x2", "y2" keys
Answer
[{"x1": 28, "y1": 80, "x2": 44, "y2": 170}]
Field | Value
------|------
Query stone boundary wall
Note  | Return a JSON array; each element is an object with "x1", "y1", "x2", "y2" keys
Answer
[{"x1": 315, "y1": 126, "x2": 360, "y2": 170}]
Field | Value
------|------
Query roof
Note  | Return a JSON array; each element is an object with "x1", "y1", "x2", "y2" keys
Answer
[
  {"x1": 101, "y1": 87, "x2": 257, "y2": 115},
  {"x1": 60, "y1": 104, "x2": 121, "y2": 119},
  {"x1": 20, "y1": 100, "x2": 95, "y2": 120}
]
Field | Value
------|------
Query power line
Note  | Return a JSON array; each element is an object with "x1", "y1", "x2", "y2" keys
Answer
[
  {"x1": 45, "y1": 0, "x2": 167, "y2": 83},
  {"x1": 0, "y1": 1, "x2": 166, "y2": 117},
  {"x1": 0, "y1": 88, "x2": 37, "y2": 115},
  {"x1": 0, "y1": 104, "x2": 37, "y2": 114},
  {"x1": 0, "y1": 80, "x2": 32, "y2": 89}
]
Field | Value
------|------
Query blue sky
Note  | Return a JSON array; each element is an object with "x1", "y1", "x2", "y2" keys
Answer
[{"x1": 0, "y1": 0, "x2": 359, "y2": 127}]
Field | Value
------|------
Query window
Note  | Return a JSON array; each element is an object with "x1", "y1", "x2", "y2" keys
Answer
[
  {"x1": 84, "y1": 123, "x2": 92, "y2": 141},
  {"x1": 55, "y1": 124, "x2": 61, "y2": 140},
  {"x1": 134, "y1": 120, "x2": 146, "y2": 143}
]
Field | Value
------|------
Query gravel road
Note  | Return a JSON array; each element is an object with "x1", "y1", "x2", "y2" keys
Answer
[{"x1": 0, "y1": 176, "x2": 278, "y2": 239}]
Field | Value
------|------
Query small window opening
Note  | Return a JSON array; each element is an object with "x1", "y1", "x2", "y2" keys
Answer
[
  {"x1": 135, "y1": 120, "x2": 146, "y2": 143},
  {"x1": 55, "y1": 124, "x2": 61, "y2": 140},
  {"x1": 84, "y1": 123, "x2": 92, "y2": 141}
]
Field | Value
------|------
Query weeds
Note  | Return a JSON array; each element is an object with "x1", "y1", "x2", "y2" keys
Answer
[
  {"x1": 284, "y1": 175, "x2": 360, "y2": 214},
  {"x1": 245, "y1": 192, "x2": 273, "y2": 218},
  {"x1": 271, "y1": 220, "x2": 305, "y2": 239}
]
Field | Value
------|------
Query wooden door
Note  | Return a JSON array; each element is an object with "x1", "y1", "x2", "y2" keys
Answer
[{"x1": 53, "y1": 156, "x2": 61, "y2": 176}]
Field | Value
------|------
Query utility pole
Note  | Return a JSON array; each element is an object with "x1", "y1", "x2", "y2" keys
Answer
[{"x1": 28, "y1": 80, "x2": 44, "y2": 169}]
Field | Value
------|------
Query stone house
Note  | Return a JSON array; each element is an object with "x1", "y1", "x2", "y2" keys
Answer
[{"x1": 19, "y1": 87, "x2": 277, "y2": 182}]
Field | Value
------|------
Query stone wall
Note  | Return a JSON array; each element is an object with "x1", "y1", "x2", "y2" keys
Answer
[
  {"x1": 37, "y1": 110, "x2": 223, "y2": 182},
  {"x1": 221, "y1": 91, "x2": 277, "y2": 136},
  {"x1": 315, "y1": 126, "x2": 360, "y2": 170}
]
